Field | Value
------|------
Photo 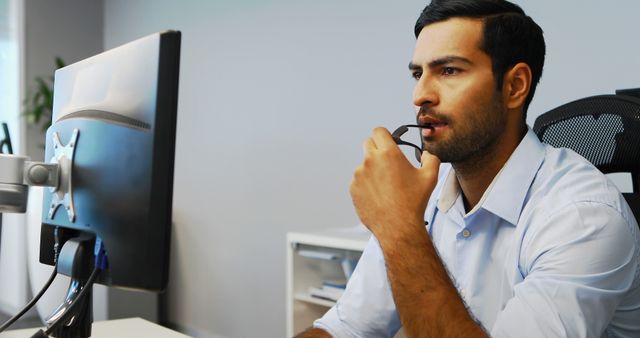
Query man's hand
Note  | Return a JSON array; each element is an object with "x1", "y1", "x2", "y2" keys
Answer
[
  {"x1": 350, "y1": 127, "x2": 440, "y2": 242},
  {"x1": 348, "y1": 127, "x2": 487, "y2": 337},
  {"x1": 294, "y1": 327, "x2": 332, "y2": 338}
]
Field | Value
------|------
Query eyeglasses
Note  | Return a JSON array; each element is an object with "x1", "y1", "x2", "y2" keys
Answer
[{"x1": 391, "y1": 124, "x2": 425, "y2": 163}]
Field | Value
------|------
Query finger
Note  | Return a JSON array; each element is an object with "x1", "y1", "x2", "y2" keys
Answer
[
  {"x1": 420, "y1": 150, "x2": 441, "y2": 172},
  {"x1": 371, "y1": 127, "x2": 397, "y2": 150},
  {"x1": 363, "y1": 137, "x2": 377, "y2": 153}
]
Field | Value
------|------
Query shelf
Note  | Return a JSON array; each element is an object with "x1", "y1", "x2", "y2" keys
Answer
[
  {"x1": 294, "y1": 292, "x2": 336, "y2": 308},
  {"x1": 287, "y1": 227, "x2": 370, "y2": 337},
  {"x1": 288, "y1": 226, "x2": 370, "y2": 251}
]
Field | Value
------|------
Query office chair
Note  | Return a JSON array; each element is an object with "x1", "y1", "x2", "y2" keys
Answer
[{"x1": 532, "y1": 93, "x2": 640, "y2": 227}]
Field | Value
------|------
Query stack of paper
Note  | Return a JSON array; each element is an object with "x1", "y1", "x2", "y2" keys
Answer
[{"x1": 309, "y1": 280, "x2": 347, "y2": 302}]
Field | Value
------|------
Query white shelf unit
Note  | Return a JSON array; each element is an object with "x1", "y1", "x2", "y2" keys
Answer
[{"x1": 286, "y1": 227, "x2": 370, "y2": 337}]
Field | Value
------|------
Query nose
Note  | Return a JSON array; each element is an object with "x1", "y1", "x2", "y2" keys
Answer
[{"x1": 412, "y1": 77, "x2": 439, "y2": 108}]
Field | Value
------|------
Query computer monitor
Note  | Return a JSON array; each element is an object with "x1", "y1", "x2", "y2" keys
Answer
[{"x1": 37, "y1": 31, "x2": 180, "y2": 292}]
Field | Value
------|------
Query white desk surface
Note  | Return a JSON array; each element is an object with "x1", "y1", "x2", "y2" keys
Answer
[{"x1": 0, "y1": 317, "x2": 192, "y2": 338}]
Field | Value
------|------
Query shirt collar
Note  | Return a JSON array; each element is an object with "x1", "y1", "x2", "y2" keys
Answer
[{"x1": 436, "y1": 128, "x2": 545, "y2": 226}]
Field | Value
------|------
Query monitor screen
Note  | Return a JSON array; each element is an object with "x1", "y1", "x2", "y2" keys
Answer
[{"x1": 37, "y1": 31, "x2": 181, "y2": 292}]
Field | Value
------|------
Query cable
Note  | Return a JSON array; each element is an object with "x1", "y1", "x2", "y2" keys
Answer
[
  {"x1": 42, "y1": 266, "x2": 101, "y2": 336},
  {"x1": 30, "y1": 236, "x2": 106, "y2": 338},
  {"x1": 0, "y1": 227, "x2": 62, "y2": 333},
  {"x1": 0, "y1": 266, "x2": 57, "y2": 332}
]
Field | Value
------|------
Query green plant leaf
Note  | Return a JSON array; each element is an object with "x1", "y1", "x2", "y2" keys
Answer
[
  {"x1": 25, "y1": 109, "x2": 35, "y2": 124},
  {"x1": 55, "y1": 57, "x2": 66, "y2": 69},
  {"x1": 35, "y1": 78, "x2": 51, "y2": 96},
  {"x1": 23, "y1": 57, "x2": 65, "y2": 131},
  {"x1": 31, "y1": 91, "x2": 41, "y2": 107},
  {"x1": 33, "y1": 106, "x2": 43, "y2": 122}
]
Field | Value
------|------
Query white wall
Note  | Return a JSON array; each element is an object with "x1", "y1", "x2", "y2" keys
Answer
[
  {"x1": 0, "y1": 0, "x2": 26, "y2": 315},
  {"x1": 1, "y1": 0, "x2": 104, "y2": 315},
  {"x1": 0, "y1": 0, "x2": 22, "y2": 153},
  {"x1": 523, "y1": 1, "x2": 640, "y2": 124},
  {"x1": 19, "y1": 0, "x2": 103, "y2": 320},
  {"x1": 23, "y1": 0, "x2": 104, "y2": 161},
  {"x1": 104, "y1": 1, "x2": 422, "y2": 337},
  {"x1": 102, "y1": 1, "x2": 640, "y2": 337}
]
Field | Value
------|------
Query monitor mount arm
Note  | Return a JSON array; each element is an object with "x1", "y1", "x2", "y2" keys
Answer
[
  {"x1": 0, "y1": 128, "x2": 78, "y2": 220},
  {"x1": 0, "y1": 129, "x2": 99, "y2": 337}
]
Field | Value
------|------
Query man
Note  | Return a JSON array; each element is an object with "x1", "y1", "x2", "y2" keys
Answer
[{"x1": 297, "y1": 0, "x2": 640, "y2": 337}]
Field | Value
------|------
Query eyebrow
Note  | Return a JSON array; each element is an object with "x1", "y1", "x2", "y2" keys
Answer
[{"x1": 408, "y1": 56, "x2": 473, "y2": 70}]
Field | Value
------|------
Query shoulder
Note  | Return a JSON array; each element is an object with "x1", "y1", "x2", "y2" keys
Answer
[
  {"x1": 518, "y1": 145, "x2": 639, "y2": 273},
  {"x1": 527, "y1": 145, "x2": 633, "y2": 225}
]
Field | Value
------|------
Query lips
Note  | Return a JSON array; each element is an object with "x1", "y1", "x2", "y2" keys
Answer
[
  {"x1": 422, "y1": 122, "x2": 447, "y2": 128},
  {"x1": 418, "y1": 115, "x2": 448, "y2": 137},
  {"x1": 418, "y1": 115, "x2": 447, "y2": 128}
]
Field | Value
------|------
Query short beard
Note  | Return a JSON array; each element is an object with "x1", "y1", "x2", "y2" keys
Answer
[{"x1": 423, "y1": 92, "x2": 506, "y2": 164}]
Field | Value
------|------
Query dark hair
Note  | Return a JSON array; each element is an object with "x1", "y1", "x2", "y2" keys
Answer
[{"x1": 415, "y1": 0, "x2": 545, "y2": 116}]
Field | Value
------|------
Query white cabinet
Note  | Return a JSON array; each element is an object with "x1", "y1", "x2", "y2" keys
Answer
[{"x1": 286, "y1": 227, "x2": 370, "y2": 337}]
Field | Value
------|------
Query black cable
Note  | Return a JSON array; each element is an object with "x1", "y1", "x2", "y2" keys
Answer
[
  {"x1": 0, "y1": 266, "x2": 57, "y2": 332},
  {"x1": 0, "y1": 227, "x2": 62, "y2": 333},
  {"x1": 42, "y1": 266, "x2": 101, "y2": 336}
]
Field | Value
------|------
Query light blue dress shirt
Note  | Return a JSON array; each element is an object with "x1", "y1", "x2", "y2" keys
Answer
[{"x1": 314, "y1": 129, "x2": 640, "y2": 337}]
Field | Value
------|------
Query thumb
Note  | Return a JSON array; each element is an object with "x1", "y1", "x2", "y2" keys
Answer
[{"x1": 420, "y1": 150, "x2": 441, "y2": 172}]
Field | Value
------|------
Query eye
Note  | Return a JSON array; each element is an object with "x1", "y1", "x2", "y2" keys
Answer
[
  {"x1": 441, "y1": 67, "x2": 459, "y2": 76},
  {"x1": 411, "y1": 71, "x2": 422, "y2": 80}
]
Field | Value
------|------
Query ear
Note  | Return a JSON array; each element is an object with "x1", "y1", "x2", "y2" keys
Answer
[{"x1": 503, "y1": 62, "x2": 532, "y2": 110}]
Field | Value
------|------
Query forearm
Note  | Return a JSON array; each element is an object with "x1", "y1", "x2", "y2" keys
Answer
[
  {"x1": 294, "y1": 327, "x2": 332, "y2": 338},
  {"x1": 378, "y1": 223, "x2": 487, "y2": 337}
]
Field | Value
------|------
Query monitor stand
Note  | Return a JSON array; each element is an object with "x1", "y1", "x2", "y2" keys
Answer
[{"x1": 44, "y1": 235, "x2": 96, "y2": 338}]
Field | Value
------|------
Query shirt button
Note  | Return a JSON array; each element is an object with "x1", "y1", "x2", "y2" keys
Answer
[{"x1": 462, "y1": 229, "x2": 471, "y2": 238}]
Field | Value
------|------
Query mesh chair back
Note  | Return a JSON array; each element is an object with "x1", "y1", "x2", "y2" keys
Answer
[{"x1": 533, "y1": 94, "x2": 640, "y2": 224}]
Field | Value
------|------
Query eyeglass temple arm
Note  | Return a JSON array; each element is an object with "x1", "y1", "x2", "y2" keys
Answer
[{"x1": 391, "y1": 124, "x2": 426, "y2": 163}]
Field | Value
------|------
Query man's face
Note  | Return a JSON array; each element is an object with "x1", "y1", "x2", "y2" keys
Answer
[{"x1": 409, "y1": 17, "x2": 507, "y2": 163}]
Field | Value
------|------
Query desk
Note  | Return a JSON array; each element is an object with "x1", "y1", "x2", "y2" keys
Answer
[{"x1": 0, "y1": 317, "x2": 192, "y2": 338}]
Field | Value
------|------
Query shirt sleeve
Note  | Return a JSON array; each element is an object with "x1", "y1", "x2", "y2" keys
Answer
[
  {"x1": 313, "y1": 236, "x2": 401, "y2": 338},
  {"x1": 491, "y1": 201, "x2": 639, "y2": 338}
]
